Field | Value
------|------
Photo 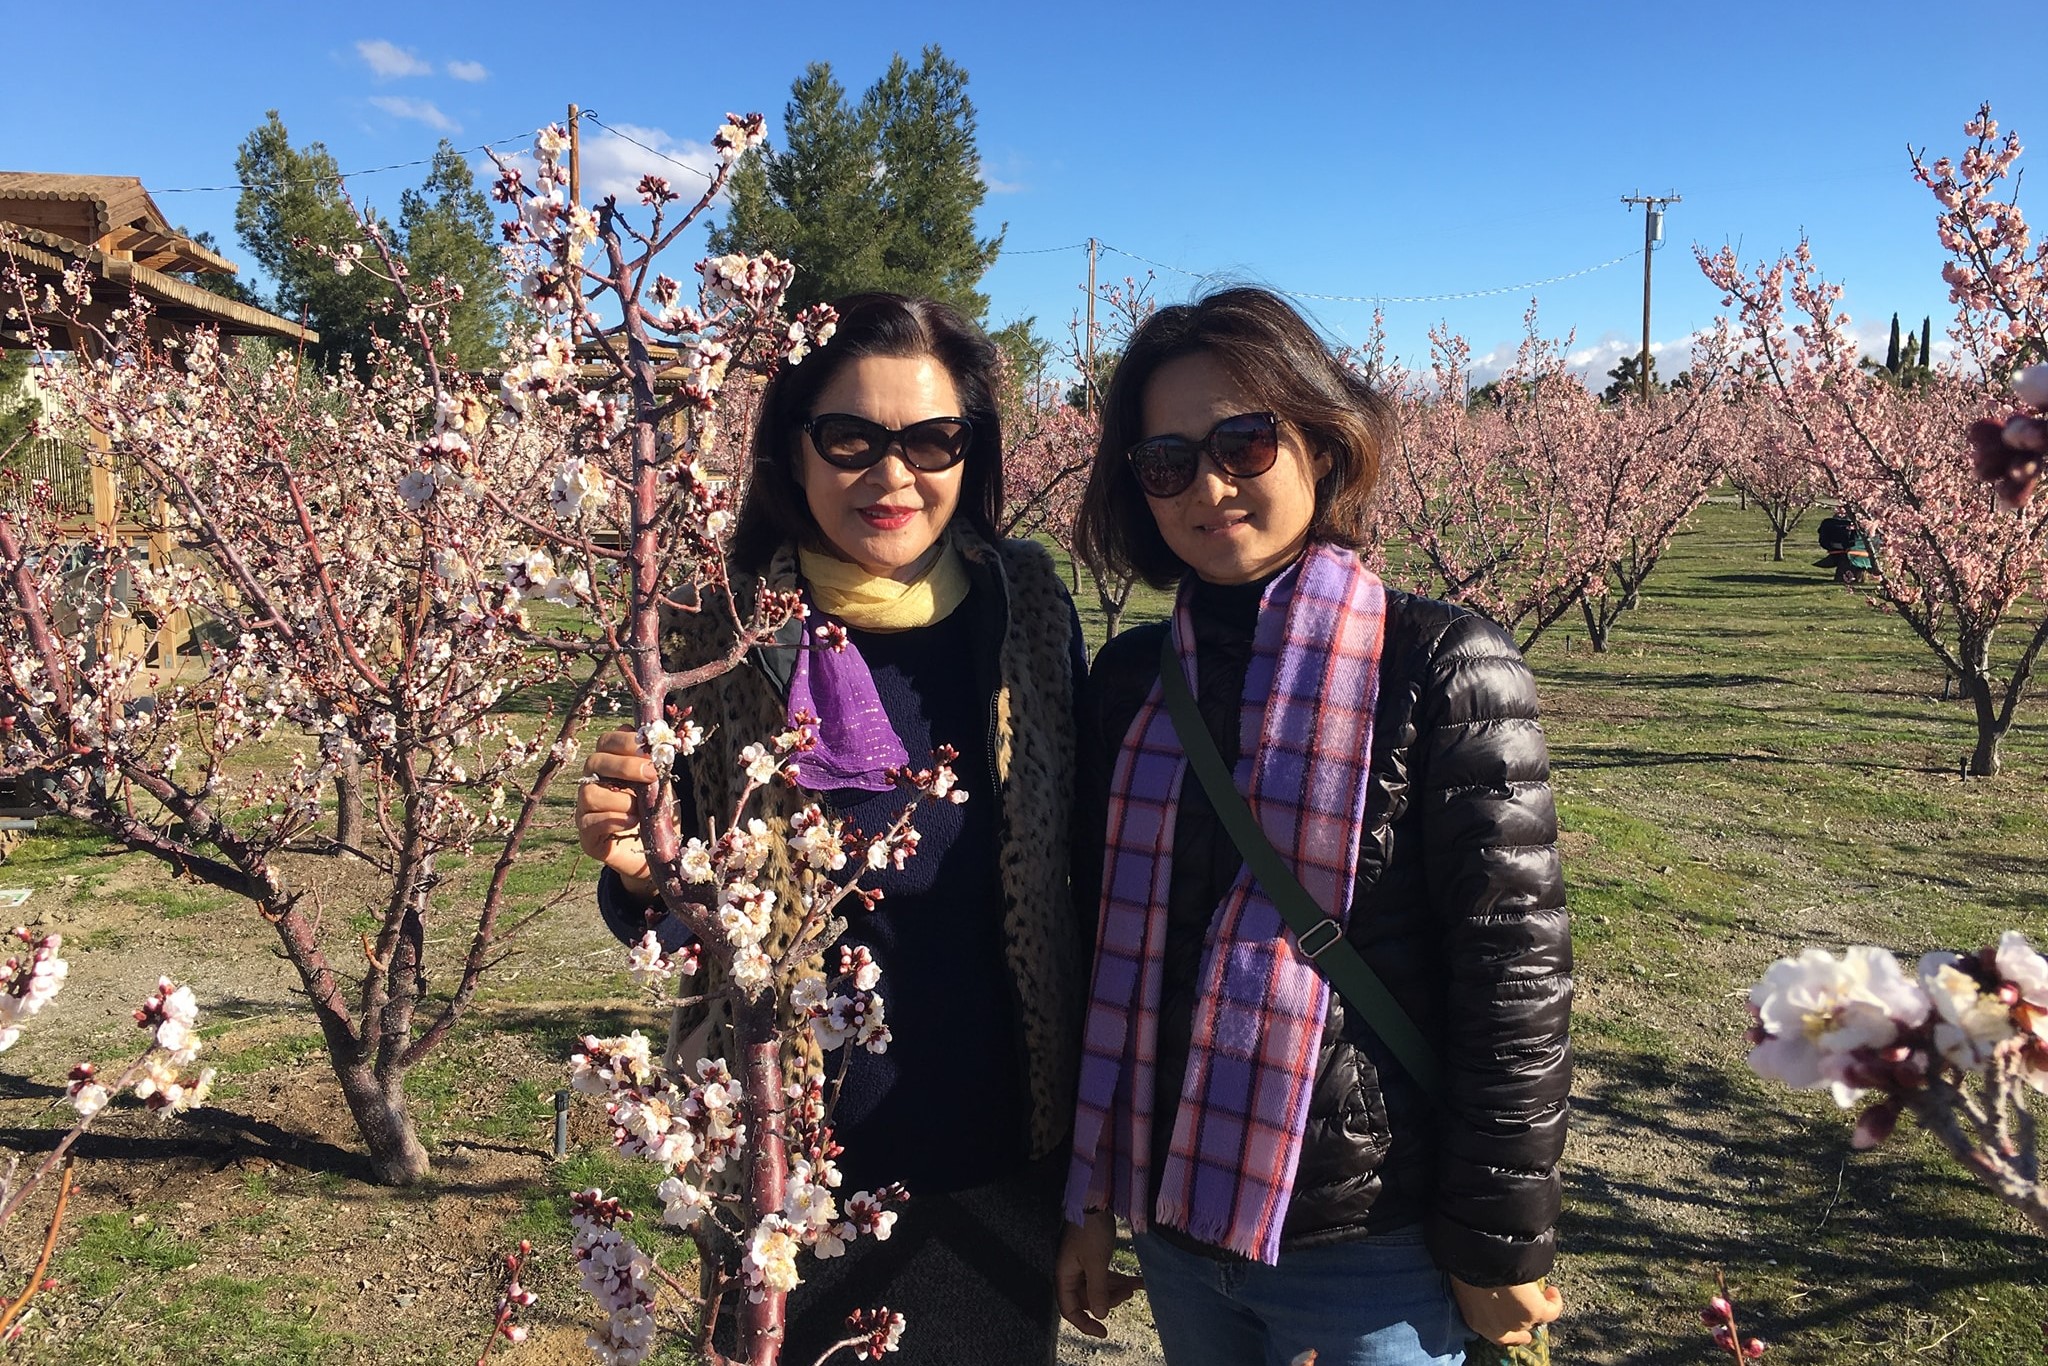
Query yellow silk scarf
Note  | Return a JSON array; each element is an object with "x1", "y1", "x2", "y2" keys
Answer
[{"x1": 798, "y1": 540, "x2": 970, "y2": 630}]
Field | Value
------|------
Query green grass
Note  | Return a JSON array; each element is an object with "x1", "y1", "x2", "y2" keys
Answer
[{"x1": 1528, "y1": 499, "x2": 2048, "y2": 1363}]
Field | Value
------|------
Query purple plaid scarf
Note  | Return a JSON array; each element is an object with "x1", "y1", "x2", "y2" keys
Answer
[{"x1": 1064, "y1": 542, "x2": 1386, "y2": 1264}]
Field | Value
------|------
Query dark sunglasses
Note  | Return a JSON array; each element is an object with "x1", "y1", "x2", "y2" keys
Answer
[
  {"x1": 804, "y1": 413, "x2": 975, "y2": 472},
  {"x1": 1125, "y1": 411, "x2": 1281, "y2": 498}
]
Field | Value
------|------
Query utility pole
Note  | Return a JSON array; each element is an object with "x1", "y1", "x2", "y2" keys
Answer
[
  {"x1": 1620, "y1": 192, "x2": 1680, "y2": 401},
  {"x1": 1084, "y1": 237, "x2": 1098, "y2": 417},
  {"x1": 568, "y1": 103, "x2": 582, "y2": 208}
]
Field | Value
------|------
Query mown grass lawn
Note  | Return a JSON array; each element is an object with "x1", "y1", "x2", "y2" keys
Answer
[{"x1": 0, "y1": 496, "x2": 2041, "y2": 1363}]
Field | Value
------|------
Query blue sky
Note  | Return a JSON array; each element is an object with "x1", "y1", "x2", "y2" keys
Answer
[{"x1": 11, "y1": 0, "x2": 2046, "y2": 383}]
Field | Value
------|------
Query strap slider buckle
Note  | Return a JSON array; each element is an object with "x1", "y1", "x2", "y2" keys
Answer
[{"x1": 1296, "y1": 917, "x2": 1345, "y2": 960}]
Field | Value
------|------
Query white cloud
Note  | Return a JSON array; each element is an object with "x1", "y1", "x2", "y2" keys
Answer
[
  {"x1": 357, "y1": 39, "x2": 432, "y2": 79},
  {"x1": 1458, "y1": 327, "x2": 1716, "y2": 389},
  {"x1": 574, "y1": 123, "x2": 719, "y2": 201},
  {"x1": 370, "y1": 96, "x2": 459, "y2": 134},
  {"x1": 977, "y1": 159, "x2": 1025, "y2": 195},
  {"x1": 446, "y1": 59, "x2": 489, "y2": 82}
]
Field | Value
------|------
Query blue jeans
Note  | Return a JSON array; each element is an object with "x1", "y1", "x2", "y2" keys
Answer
[{"x1": 1132, "y1": 1227, "x2": 1470, "y2": 1366}]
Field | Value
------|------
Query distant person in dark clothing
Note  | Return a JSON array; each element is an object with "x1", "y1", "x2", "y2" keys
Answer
[{"x1": 1817, "y1": 506, "x2": 1878, "y2": 583}]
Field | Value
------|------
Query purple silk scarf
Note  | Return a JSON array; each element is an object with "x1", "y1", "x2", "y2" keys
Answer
[
  {"x1": 786, "y1": 607, "x2": 910, "y2": 793},
  {"x1": 1064, "y1": 543, "x2": 1386, "y2": 1264}
]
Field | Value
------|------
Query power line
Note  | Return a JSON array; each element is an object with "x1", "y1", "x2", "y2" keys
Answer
[
  {"x1": 151, "y1": 129, "x2": 545, "y2": 194},
  {"x1": 1093, "y1": 241, "x2": 1645, "y2": 306}
]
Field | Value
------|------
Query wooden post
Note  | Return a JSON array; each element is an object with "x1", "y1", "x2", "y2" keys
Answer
[{"x1": 568, "y1": 104, "x2": 581, "y2": 210}]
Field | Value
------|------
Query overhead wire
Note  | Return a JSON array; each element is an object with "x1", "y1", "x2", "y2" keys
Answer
[
  {"x1": 577, "y1": 113, "x2": 716, "y2": 182},
  {"x1": 150, "y1": 129, "x2": 545, "y2": 194}
]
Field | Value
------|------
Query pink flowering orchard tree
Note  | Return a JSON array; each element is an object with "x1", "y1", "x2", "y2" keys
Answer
[
  {"x1": 0, "y1": 240, "x2": 604, "y2": 1183},
  {"x1": 1699, "y1": 106, "x2": 2048, "y2": 776},
  {"x1": 1722, "y1": 373, "x2": 1825, "y2": 562},
  {"x1": 998, "y1": 374, "x2": 1093, "y2": 545},
  {"x1": 488, "y1": 120, "x2": 952, "y2": 1364},
  {"x1": 1376, "y1": 311, "x2": 1616, "y2": 652},
  {"x1": 1573, "y1": 332, "x2": 1733, "y2": 652},
  {"x1": 1063, "y1": 276, "x2": 1155, "y2": 638}
]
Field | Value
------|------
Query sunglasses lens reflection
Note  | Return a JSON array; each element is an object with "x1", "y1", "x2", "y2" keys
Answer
[{"x1": 1127, "y1": 413, "x2": 1278, "y2": 497}]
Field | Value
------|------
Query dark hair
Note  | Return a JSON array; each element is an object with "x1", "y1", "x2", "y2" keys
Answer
[
  {"x1": 1073, "y1": 286, "x2": 1392, "y2": 589},
  {"x1": 727, "y1": 292, "x2": 1005, "y2": 574}
]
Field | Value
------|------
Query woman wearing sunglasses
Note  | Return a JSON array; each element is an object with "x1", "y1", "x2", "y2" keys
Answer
[
  {"x1": 575, "y1": 293, "x2": 1088, "y2": 1364},
  {"x1": 1056, "y1": 288, "x2": 1571, "y2": 1365}
]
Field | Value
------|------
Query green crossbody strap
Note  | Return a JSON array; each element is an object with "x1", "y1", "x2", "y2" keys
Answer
[{"x1": 1157, "y1": 630, "x2": 1444, "y2": 1097}]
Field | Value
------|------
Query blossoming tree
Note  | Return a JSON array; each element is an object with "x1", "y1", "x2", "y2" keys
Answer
[
  {"x1": 0, "y1": 233, "x2": 612, "y2": 1183},
  {"x1": 485, "y1": 121, "x2": 952, "y2": 1364},
  {"x1": 1572, "y1": 331, "x2": 1733, "y2": 652},
  {"x1": 1723, "y1": 373, "x2": 1825, "y2": 562},
  {"x1": 1375, "y1": 312, "x2": 1616, "y2": 651},
  {"x1": 1699, "y1": 105, "x2": 2048, "y2": 775}
]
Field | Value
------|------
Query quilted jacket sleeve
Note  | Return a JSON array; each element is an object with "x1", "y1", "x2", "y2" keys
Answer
[{"x1": 1415, "y1": 612, "x2": 1573, "y2": 1288}]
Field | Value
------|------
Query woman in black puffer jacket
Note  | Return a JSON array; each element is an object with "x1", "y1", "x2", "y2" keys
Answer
[{"x1": 1054, "y1": 288, "x2": 1571, "y2": 1366}]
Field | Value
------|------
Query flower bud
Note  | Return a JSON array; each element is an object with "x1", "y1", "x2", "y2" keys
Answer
[
  {"x1": 1744, "y1": 1337, "x2": 1768, "y2": 1358},
  {"x1": 1852, "y1": 1100, "x2": 1898, "y2": 1149},
  {"x1": 1705, "y1": 1296, "x2": 1734, "y2": 1323}
]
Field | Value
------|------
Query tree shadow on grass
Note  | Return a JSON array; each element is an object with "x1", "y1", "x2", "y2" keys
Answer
[
  {"x1": 1700, "y1": 572, "x2": 1832, "y2": 589},
  {"x1": 489, "y1": 1003, "x2": 656, "y2": 1063},
  {"x1": 0, "y1": 1109, "x2": 376, "y2": 1184},
  {"x1": 1552, "y1": 744, "x2": 1937, "y2": 777},
  {"x1": 1553, "y1": 747, "x2": 1801, "y2": 771},
  {"x1": 1591, "y1": 672, "x2": 1789, "y2": 690},
  {"x1": 0, "y1": 1106, "x2": 547, "y2": 1199},
  {"x1": 1564, "y1": 1041, "x2": 2044, "y2": 1363}
]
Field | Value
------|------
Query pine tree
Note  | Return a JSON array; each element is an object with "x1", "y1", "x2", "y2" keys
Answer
[
  {"x1": 710, "y1": 47, "x2": 1002, "y2": 318},
  {"x1": 235, "y1": 111, "x2": 395, "y2": 370},
  {"x1": 1885, "y1": 312, "x2": 1903, "y2": 373},
  {"x1": 399, "y1": 142, "x2": 510, "y2": 368},
  {"x1": 236, "y1": 117, "x2": 506, "y2": 372},
  {"x1": 0, "y1": 349, "x2": 38, "y2": 457}
]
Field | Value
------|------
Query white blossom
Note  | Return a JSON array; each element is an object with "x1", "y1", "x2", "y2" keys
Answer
[
  {"x1": 1920, "y1": 954, "x2": 2015, "y2": 1071},
  {"x1": 1748, "y1": 946, "x2": 1930, "y2": 1105}
]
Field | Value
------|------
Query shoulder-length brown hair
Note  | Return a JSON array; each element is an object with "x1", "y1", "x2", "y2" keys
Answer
[
  {"x1": 1073, "y1": 286, "x2": 1392, "y2": 589},
  {"x1": 726, "y1": 292, "x2": 1006, "y2": 575}
]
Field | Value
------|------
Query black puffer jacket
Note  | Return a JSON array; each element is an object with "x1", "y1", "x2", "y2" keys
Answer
[{"x1": 1076, "y1": 576, "x2": 1571, "y2": 1288}]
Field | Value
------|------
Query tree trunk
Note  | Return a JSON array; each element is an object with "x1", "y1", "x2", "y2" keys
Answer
[
  {"x1": 1771, "y1": 524, "x2": 1786, "y2": 562},
  {"x1": 1097, "y1": 581, "x2": 1124, "y2": 642},
  {"x1": 1966, "y1": 673, "x2": 2005, "y2": 777},
  {"x1": 332, "y1": 752, "x2": 363, "y2": 855},
  {"x1": 1581, "y1": 598, "x2": 1611, "y2": 654},
  {"x1": 334, "y1": 1060, "x2": 430, "y2": 1185},
  {"x1": 735, "y1": 1004, "x2": 789, "y2": 1365}
]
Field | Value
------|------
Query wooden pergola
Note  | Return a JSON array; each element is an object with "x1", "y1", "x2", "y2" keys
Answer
[
  {"x1": 0, "y1": 173, "x2": 319, "y2": 354},
  {"x1": 0, "y1": 174, "x2": 320, "y2": 667}
]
